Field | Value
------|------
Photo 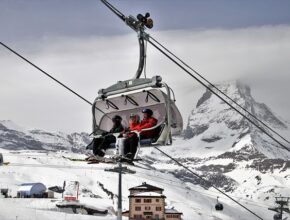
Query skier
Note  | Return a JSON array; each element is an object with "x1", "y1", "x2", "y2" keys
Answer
[
  {"x1": 123, "y1": 109, "x2": 158, "y2": 161},
  {"x1": 128, "y1": 113, "x2": 140, "y2": 131},
  {"x1": 87, "y1": 115, "x2": 124, "y2": 158},
  {"x1": 137, "y1": 108, "x2": 158, "y2": 139},
  {"x1": 115, "y1": 113, "x2": 140, "y2": 157}
]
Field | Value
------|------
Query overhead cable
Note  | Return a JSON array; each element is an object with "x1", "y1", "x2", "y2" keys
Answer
[
  {"x1": 0, "y1": 42, "x2": 108, "y2": 118},
  {"x1": 154, "y1": 146, "x2": 264, "y2": 220},
  {"x1": 147, "y1": 38, "x2": 290, "y2": 154},
  {"x1": 149, "y1": 35, "x2": 290, "y2": 146}
]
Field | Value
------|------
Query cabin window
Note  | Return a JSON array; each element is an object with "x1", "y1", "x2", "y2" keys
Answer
[
  {"x1": 135, "y1": 198, "x2": 141, "y2": 203},
  {"x1": 135, "y1": 206, "x2": 141, "y2": 211}
]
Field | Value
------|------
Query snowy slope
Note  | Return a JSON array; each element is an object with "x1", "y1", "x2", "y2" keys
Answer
[{"x1": 1, "y1": 149, "x2": 287, "y2": 220}]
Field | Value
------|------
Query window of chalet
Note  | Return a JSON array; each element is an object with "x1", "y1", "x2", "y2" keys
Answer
[
  {"x1": 145, "y1": 206, "x2": 151, "y2": 210},
  {"x1": 135, "y1": 206, "x2": 141, "y2": 211},
  {"x1": 166, "y1": 214, "x2": 180, "y2": 218},
  {"x1": 144, "y1": 199, "x2": 152, "y2": 203},
  {"x1": 135, "y1": 198, "x2": 141, "y2": 203},
  {"x1": 156, "y1": 206, "x2": 162, "y2": 211}
]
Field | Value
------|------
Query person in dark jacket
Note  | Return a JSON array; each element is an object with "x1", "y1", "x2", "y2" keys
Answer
[
  {"x1": 123, "y1": 109, "x2": 158, "y2": 161},
  {"x1": 88, "y1": 115, "x2": 124, "y2": 158}
]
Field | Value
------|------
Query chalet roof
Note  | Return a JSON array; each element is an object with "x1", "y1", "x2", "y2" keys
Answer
[
  {"x1": 129, "y1": 182, "x2": 164, "y2": 191},
  {"x1": 165, "y1": 208, "x2": 183, "y2": 214},
  {"x1": 129, "y1": 192, "x2": 166, "y2": 198},
  {"x1": 133, "y1": 192, "x2": 165, "y2": 197}
]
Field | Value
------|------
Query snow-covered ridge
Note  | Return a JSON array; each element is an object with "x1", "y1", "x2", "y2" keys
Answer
[{"x1": 0, "y1": 120, "x2": 90, "y2": 151}]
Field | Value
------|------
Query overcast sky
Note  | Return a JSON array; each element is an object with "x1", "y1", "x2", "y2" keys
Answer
[{"x1": 1, "y1": 0, "x2": 290, "y2": 135}]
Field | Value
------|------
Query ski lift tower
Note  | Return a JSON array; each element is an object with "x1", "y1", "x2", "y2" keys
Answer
[
  {"x1": 268, "y1": 197, "x2": 290, "y2": 220},
  {"x1": 105, "y1": 164, "x2": 136, "y2": 220}
]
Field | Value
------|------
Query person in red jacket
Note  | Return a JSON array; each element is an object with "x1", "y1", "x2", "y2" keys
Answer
[
  {"x1": 123, "y1": 109, "x2": 158, "y2": 161},
  {"x1": 138, "y1": 109, "x2": 158, "y2": 139},
  {"x1": 128, "y1": 113, "x2": 140, "y2": 131}
]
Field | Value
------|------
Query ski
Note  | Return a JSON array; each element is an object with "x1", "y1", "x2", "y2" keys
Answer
[
  {"x1": 62, "y1": 156, "x2": 86, "y2": 162},
  {"x1": 0, "y1": 162, "x2": 10, "y2": 166}
]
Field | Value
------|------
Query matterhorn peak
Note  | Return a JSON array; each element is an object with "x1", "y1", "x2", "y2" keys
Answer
[{"x1": 184, "y1": 81, "x2": 289, "y2": 159}]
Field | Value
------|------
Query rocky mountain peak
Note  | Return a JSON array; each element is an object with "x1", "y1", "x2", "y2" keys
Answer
[{"x1": 184, "y1": 81, "x2": 289, "y2": 159}]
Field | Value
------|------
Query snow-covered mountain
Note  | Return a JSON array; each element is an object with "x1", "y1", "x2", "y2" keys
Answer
[
  {"x1": 184, "y1": 81, "x2": 289, "y2": 157},
  {"x1": 1, "y1": 81, "x2": 290, "y2": 220},
  {"x1": 141, "y1": 81, "x2": 290, "y2": 211},
  {"x1": 0, "y1": 120, "x2": 90, "y2": 152}
]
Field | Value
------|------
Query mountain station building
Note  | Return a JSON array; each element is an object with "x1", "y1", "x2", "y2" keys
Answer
[{"x1": 123, "y1": 182, "x2": 183, "y2": 220}]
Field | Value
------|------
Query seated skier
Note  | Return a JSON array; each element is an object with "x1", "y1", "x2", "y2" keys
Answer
[
  {"x1": 123, "y1": 109, "x2": 158, "y2": 161},
  {"x1": 119, "y1": 113, "x2": 140, "y2": 160},
  {"x1": 138, "y1": 108, "x2": 158, "y2": 139},
  {"x1": 87, "y1": 115, "x2": 124, "y2": 159}
]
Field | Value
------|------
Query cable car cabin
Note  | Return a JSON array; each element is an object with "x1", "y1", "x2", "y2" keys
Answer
[
  {"x1": 215, "y1": 197, "x2": 223, "y2": 211},
  {"x1": 92, "y1": 76, "x2": 183, "y2": 155},
  {"x1": 215, "y1": 203, "x2": 223, "y2": 211}
]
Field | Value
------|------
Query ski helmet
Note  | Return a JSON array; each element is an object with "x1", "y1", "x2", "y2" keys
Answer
[
  {"x1": 112, "y1": 115, "x2": 122, "y2": 122},
  {"x1": 142, "y1": 108, "x2": 153, "y2": 117}
]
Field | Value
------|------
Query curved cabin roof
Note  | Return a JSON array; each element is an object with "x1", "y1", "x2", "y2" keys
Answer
[
  {"x1": 17, "y1": 183, "x2": 46, "y2": 195},
  {"x1": 165, "y1": 208, "x2": 183, "y2": 215}
]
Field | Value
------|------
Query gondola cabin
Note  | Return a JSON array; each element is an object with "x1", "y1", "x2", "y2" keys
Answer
[{"x1": 215, "y1": 197, "x2": 224, "y2": 211}]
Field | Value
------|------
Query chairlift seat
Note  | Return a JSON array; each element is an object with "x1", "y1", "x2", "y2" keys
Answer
[
  {"x1": 106, "y1": 124, "x2": 162, "y2": 149},
  {"x1": 91, "y1": 77, "x2": 183, "y2": 158},
  {"x1": 106, "y1": 138, "x2": 153, "y2": 150},
  {"x1": 140, "y1": 138, "x2": 152, "y2": 146}
]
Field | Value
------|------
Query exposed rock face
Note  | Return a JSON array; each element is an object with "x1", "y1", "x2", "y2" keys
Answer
[
  {"x1": 185, "y1": 81, "x2": 289, "y2": 158},
  {"x1": 196, "y1": 89, "x2": 212, "y2": 108}
]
